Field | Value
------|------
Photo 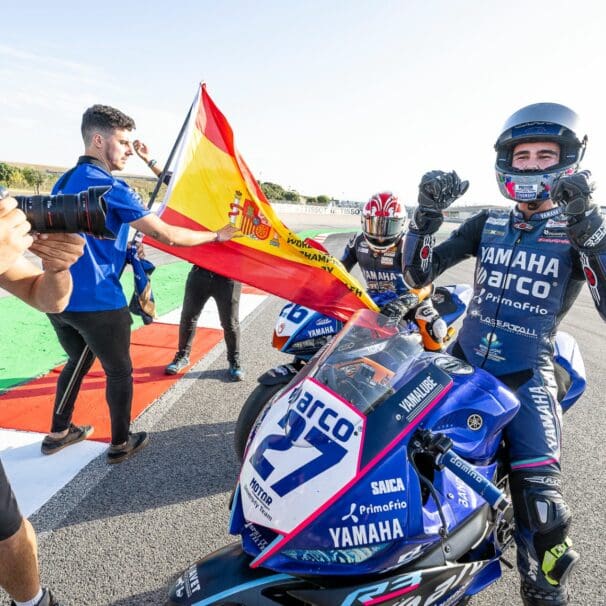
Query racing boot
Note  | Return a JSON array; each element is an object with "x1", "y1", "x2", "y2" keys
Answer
[
  {"x1": 542, "y1": 538, "x2": 579, "y2": 588},
  {"x1": 511, "y1": 471, "x2": 578, "y2": 606},
  {"x1": 521, "y1": 579, "x2": 569, "y2": 605},
  {"x1": 520, "y1": 539, "x2": 578, "y2": 605}
]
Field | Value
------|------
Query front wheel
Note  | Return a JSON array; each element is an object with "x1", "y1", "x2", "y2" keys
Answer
[{"x1": 234, "y1": 382, "x2": 286, "y2": 461}]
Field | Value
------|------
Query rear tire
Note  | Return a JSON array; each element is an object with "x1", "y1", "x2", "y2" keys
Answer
[{"x1": 234, "y1": 382, "x2": 286, "y2": 461}]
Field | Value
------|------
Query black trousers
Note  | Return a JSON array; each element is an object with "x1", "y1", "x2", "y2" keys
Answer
[
  {"x1": 0, "y1": 459, "x2": 21, "y2": 541},
  {"x1": 177, "y1": 266, "x2": 241, "y2": 365},
  {"x1": 48, "y1": 308, "x2": 133, "y2": 445}
]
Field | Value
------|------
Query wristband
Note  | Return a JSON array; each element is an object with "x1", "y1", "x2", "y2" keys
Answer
[{"x1": 148, "y1": 159, "x2": 157, "y2": 168}]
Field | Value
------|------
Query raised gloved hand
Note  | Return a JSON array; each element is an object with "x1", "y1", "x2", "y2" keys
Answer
[
  {"x1": 551, "y1": 171, "x2": 596, "y2": 218},
  {"x1": 380, "y1": 292, "x2": 420, "y2": 324},
  {"x1": 418, "y1": 170, "x2": 469, "y2": 211}
]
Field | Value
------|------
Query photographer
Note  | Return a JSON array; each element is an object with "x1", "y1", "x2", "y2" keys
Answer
[
  {"x1": 0, "y1": 188, "x2": 84, "y2": 606},
  {"x1": 41, "y1": 105, "x2": 239, "y2": 465}
]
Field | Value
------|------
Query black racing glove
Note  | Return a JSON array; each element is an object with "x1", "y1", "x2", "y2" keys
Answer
[
  {"x1": 379, "y1": 292, "x2": 420, "y2": 324},
  {"x1": 551, "y1": 171, "x2": 596, "y2": 219},
  {"x1": 418, "y1": 170, "x2": 469, "y2": 211}
]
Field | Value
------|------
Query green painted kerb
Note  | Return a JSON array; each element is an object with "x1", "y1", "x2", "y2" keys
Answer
[
  {"x1": 0, "y1": 261, "x2": 192, "y2": 393},
  {"x1": 0, "y1": 228, "x2": 357, "y2": 393}
]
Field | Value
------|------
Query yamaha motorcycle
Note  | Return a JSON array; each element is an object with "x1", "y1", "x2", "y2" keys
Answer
[
  {"x1": 167, "y1": 309, "x2": 586, "y2": 605},
  {"x1": 234, "y1": 285, "x2": 473, "y2": 461}
]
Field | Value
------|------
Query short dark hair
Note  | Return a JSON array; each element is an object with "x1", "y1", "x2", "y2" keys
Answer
[{"x1": 81, "y1": 104, "x2": 136, "y2": 144}]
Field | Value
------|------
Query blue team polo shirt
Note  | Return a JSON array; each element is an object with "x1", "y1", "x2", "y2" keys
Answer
[{"x1": 51, "y1": 156, "x2": 150, "y2": 312}]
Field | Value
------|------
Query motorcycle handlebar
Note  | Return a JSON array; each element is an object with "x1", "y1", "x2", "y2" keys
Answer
[
  {"x1": 437, "y1": 449, "x2": 509, "y2": 513},
  {"x1": 413, "y1": 429, "x2": 510, "y2": 513}
]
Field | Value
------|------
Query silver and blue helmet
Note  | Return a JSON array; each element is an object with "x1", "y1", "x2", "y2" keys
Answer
[{"x1": 495, "y1": 102, "x2": 587, "y2": 203}]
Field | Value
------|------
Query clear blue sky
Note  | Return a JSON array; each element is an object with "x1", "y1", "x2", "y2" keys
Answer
[{"x1": 1, "y1": 0, "x2": 605, "y2": 205}]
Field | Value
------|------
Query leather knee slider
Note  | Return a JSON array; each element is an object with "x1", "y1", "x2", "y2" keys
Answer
[{"x1": 510, "y1": 472, "x2": 571, "y2": 544}]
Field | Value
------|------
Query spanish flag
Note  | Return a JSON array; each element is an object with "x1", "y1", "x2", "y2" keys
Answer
[{"x1": 148, "y1": 84, "x2": 377, "y2": 321}]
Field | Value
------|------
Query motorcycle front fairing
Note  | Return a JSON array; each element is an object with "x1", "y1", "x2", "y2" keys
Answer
[
  {"x1": 231, "y1": 310, "x2": 520, "y2": 577},
  {"x1": 273, "y1": 302, "x2": 343, "y2": 358}
]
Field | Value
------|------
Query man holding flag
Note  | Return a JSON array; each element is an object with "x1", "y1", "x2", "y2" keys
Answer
[{"x1": 42, "y1": 104, "x2": 239, "y2": 464}]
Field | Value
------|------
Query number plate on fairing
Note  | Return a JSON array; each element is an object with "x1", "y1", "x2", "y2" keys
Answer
[{"x1": 240, "y1": 377, "x2": 365, "y2": 533}]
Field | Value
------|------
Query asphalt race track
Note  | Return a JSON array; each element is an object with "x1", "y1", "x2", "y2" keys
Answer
[{"x1": 2, "y1": 213, "x2": 605, "y2": 606}]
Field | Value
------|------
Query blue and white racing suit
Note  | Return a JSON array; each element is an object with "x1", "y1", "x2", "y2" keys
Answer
[{"x1": 403, "y1": 204, "x2": 606, "y2": 601}]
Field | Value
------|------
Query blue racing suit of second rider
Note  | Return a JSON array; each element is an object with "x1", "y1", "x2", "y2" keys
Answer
[
  {"x1": 341, "y1": 233, "x2": 408, "y2": 300},
  {"x1": 341, "y1": 233, "x2": 446, "y2": 351}
]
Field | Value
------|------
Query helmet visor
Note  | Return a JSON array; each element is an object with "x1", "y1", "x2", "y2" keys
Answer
[{"x1": 362, "y1": 216, "x2": 404, "y2": 242}]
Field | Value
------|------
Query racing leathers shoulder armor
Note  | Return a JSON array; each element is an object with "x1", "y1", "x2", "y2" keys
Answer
[{"x1": 403, "y1": 205, "x2": 606, "y2": 376}]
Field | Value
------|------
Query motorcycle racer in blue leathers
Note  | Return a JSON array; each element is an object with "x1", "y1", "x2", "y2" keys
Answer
[
  {"x1": 402, "y1": 103, "x2": 606, "y2": 606},
  {"x1": 342, "y1": 191, "x2": 448, "y2": 351}
]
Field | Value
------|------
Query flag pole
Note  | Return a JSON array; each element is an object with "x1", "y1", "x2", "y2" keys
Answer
[
  {"x1": 143, "y1": 91, "x2": 197, "y2": 212},
  {"x1": 55, "y1": 87, "x2": 200, "y2": 418}
]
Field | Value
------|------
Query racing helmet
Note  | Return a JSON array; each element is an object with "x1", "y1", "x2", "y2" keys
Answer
[
  {"x1": 494, "y1": 102, "x2": 587, "y2": 203},
  {"x1": 361, "y1": 192, "x2": 405, "y2": 252}
]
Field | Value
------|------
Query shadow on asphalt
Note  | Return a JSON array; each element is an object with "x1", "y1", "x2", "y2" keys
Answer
[
  {"x1": 51, "y1": 420, "x2": 240, "y2": 531},
  {"x1": 180, "y1": 367, "x2": 241, "y2": 383},
  {"x1": 110, "y1": 587, "x2": 169, "y2": 606}
]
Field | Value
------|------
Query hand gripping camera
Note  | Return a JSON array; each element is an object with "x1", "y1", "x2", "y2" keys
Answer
[{"x1": 1, "y1": 185, "x2": 113, "y2": 238}]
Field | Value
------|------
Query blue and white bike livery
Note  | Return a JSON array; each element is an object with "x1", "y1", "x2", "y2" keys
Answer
[
  {"x1": 167, "y1": 309, "x2": 585, "y2": 606},
  {"x1": 233, "y1": 285, "x2": 472, "y2": 461}
]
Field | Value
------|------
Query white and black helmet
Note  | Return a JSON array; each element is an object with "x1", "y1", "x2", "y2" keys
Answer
[{"x1": 495, "y1": 102, "x2": 587, "y2": 203}]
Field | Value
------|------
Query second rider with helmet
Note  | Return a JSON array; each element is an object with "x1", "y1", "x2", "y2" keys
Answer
[{"x1": 341, "y1": 191, "x2": 448, "y2": 351}]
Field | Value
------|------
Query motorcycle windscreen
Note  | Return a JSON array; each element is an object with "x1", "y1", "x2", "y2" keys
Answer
[{"x1": 239, "y1": 310, "x2": 425, "y2": 534}]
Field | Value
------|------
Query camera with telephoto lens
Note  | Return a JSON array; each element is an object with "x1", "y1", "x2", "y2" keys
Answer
[{"x1": 12, "y1": 186, "x2": 114, "y2": 238}]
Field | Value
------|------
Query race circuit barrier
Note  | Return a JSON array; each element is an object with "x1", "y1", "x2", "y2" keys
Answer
[{"x1": 271, "y1": 202, "x2": 361, "y2": 215}]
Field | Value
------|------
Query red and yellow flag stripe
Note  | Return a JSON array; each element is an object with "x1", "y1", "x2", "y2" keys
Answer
[{"x1": 147, "y1": 84, "x2": 377, "y2": 321}]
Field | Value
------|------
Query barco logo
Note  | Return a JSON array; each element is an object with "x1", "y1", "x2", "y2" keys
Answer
[{"x1": 477, "y1": 246, "x2": 559, "y2": 299}]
